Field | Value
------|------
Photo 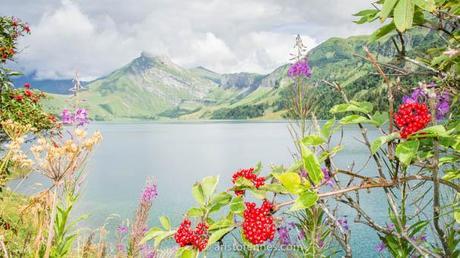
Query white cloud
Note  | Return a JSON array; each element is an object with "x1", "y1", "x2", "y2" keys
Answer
[{"x1": 0, "y1": 0, "x2": 379, "y2": 79}]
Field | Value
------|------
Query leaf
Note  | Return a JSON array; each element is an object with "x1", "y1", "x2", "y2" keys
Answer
[
  {"x1": 208, "y1": 218, "x2": 234, "y2": 230},
  {"x1": 412, "y1": 0, "x2": 435, "y2": 11},
  {"x1": 273, "y1": 172, "x2": 303, "y2": 194},
  {"x1": 394, "y1": 0, "x2": 415, "y2": 32},
  {"x1": 408, "y1": 220, "x2": 428, "y2": 237},
  {"x1": 186, "y1": 207, "x2": 204, "y2": 217},
  {"x1": 229, "y1": 196, "x2": 244, "y2": 214},
  {"x1": 206, "y1": 227, "x2": 235, "y2": 249},
  {"x1": 370, "y1": 22, "x2": 397, "y2": 42},
  {"x1": 201, "y1": 176, "x2": 219, "y2": 200},
  {"x1": 395, "y1": 140, "x2": 420, "y2": 166},
  {"x1": 381, "y1": 0, "x2": 399, "y2": 20},
  {"x1": 259, "y1": 183, "x2": 289, "y2": 193},
  {"x1": 154, "y1": 231, "x2": 175, "y2": 248},
  {"x1": 192, "y1": 183, "x2": 205, "y2": 206},
  {"x1": 371, "y1": 111, "x2": 389, "y2": 127},
  {"x1": 330, "y1": 101, "x2": 373, "y2": 114},
  {"x1": 339, "y1": 115, "x2": 372, "y2": 125},
  {"x1": 419, "y1": 125, "x2": 449, "y2": 137},
  {"x1": 371, "y1": 132, "x2": 399, "y2": 154},
  {"x1": 302, "y1": 147, "x2": 323, "y2": 185},
  {"x1": 253, "y1": 161, "x2": 262, "y2": 175},
  {"x1": 176, "y1": 246, "x2": 197, "y2": 258},
  {"x1": 290, "y1": 191, "x2": 319, "y2": 211},
  {"x1": 301, "y1": 135, "x2": 325, "y2": 146},
  {"x1": 442, "y1": 169, "x2": 460, "y2": 181},
  {"x1": 209, "y1": 192, "x2": 232, "y2": 213},
  {"x1": 321, "y1": 118, "x2": 335, "y2": 138},
  {"x1": 159, "y1": 216, "x2": 171, "y2": 231},
  {"x1": 141, "y1": 227, "x2": 163, "y2": 243}
]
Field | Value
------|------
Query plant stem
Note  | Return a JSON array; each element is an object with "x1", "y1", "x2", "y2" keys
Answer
[{"x1": 44, "y1": 184, "x2": 59, "y2": 258}]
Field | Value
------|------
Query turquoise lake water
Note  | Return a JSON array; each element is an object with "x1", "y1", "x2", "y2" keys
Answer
[{"x1": 16, "y1": 122, "x2": 391, "y2": 257}]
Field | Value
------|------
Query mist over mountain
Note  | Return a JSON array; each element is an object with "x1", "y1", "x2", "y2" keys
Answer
[{"x1": 40, "y1": 28, "x2": 441, "y2": 120}]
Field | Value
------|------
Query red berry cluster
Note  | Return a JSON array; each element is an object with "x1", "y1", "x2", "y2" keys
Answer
[
  {"x1": 394, "y1": 102, "x2": 431, "y2": 139},
  {"x1": 174, "y1": 219, "x2": 209, "y2": 251},
  {"x1": 232, "y1": 168, "x2": 265, "y2": 195},
  {"x1": 243, "y1": 200, "x2": 275, "y2": 245}
]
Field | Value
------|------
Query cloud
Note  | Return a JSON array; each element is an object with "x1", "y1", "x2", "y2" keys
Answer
[{"x1": 1, "y1": 0, "x2": 379, "y2": 79}]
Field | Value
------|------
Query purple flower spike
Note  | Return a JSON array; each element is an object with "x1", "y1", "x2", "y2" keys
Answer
[
  {"x1": 375, "y1": 241, "x2": 386, "y2": 253},
  {"x1": 337, "y1": 217, "x2": 349, "y2": 232},
  {"x1": 288, "y1": 59, "x2": 312, "y2": 78},
  {"x1": 117, "y1": 225, "x2": 129, "y2": 234},
  {"x1": 436, "y1": 92, "x2": 450, "y2": 120},
  {"x1": 321, "y1": 167, "x2": 334, "y2": 187},
  {"x1": 141, "y1": 181, "x2": 158, "y2": 203},
  {"x1": 75, "y1": 108, "x2": 89, "y2": 126},
  {"x1": 61, "y1": 109, "x2": 74, "y2": 124},
  {"x1": 277, "y1": 226, "x2": 291, "y2": 245}
]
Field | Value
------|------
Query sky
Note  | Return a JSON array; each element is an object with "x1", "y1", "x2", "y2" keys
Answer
[{"x1": 1, "y1": 0, "x2": 380, "y2": 80}]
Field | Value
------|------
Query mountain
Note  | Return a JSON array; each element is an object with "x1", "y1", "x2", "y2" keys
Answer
[
  {"x1": 12, "y1": 71, "x2": 86, "y2": 94},
  {"x1": 43, "y1": 28, "x2": 442, "y2": 120}
]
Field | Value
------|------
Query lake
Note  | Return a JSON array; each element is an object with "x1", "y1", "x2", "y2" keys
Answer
[{"x1": 16, "y1": 121, "x2": 390, "y2": 257}]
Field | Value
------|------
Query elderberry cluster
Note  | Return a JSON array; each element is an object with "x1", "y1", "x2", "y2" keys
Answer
[
  {"x1": 174, "y1": 219, "x2": 209, "y2": 251},
  {"x1": 243, "y1": 200, "x2": 275, "y2": 245},
  {"x1": 232, "y1": 168, "x2": 265, "y2": 195},
  {"x1": 394, "y1": 102, "x2": 431, "y2": 139}
]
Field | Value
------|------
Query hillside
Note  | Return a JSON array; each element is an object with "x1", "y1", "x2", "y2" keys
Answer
[{"x1": 42, "y1": 29, "x2": 442, "y2": 120}]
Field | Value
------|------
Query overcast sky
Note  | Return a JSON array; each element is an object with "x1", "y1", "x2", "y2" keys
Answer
[{"x1": 1, "y1": 0, "x2": 379, "y2": 80}]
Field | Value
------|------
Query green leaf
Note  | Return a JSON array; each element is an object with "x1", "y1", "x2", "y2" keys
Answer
[
  {"x1": 418, "y1": 125, "x2": 449, "y2": 137},
  {"x1": 259, "y1": 183, "x2": 289, "y2": 193},
  {"x1": 302, "y1": 147, "x2": 323, "y2": 185},
  {"x1": 253, "y1": 161, "x2": 262, "y2": 175},
  {"x1": 330, "y1": 101, "x2": 373, "y2": 114},
  {"x1": 206, "y1": 227, "x2": 235, "y2": 249},
  {"x1": 229, "y1": 196, "x2": 244, "y2": 214},
  {"x1": 186, "y1": 207, "x2": 204, "y2": 217},
  {"x1": 395, "y1": 140, "x2": 419, "y2": 166},
  {"x1": 273, "y1": 172, "x2": 304, "y2": 194},
  {"x1": 154, "y1": 230, "x2": 175, "y2": 248},
  {"x1": 321, "y1": 118, "x2": 335, "y2": 138},
  {"x1": 371, "y1": 111, "x2": 389, "y2": 127},
  {"x1": 290, "y1": 191, "x2": 319, "y2": 211},
  {"x1": 412, "y1": 0, "x2": 435, "y2": 11},
  {"x1": 209, "y1": 218, "x2": 234, "y2": 230},
  {"x1": 442, "y1": 169, "x2": 460, "y2": 181},
  {"x1": 159, "y1": 216, "x2": 171, "y2": 231},
  {"x1": 339, "y1": 114, "x2": 372, "y2": 125},
  {"x1": 209, "y1": 192, "x2": 232, "y2": 213},
  {"x1": 408, "y1": 220, "x2": 428, "y2": 237},
  {"x1": 381, "y1": 0, "x2": 399, "y2": 20},
  {"x1": 176, "y1": 246, "x2": 197, "y2": 258},
  {"x1": 301, "y1": 135, "x2": 325, "y2": 146},
  {"x1": 394, "y1": 0, "x2": 415, "y2": 32},
  {"x1": 370, "y1": 22, "x2": 397, "y2": 42},
  {"x1": 141, "y1": 227, "x2": 163, "y2": 243},
  {"x1": 192, "y1": 183, "x2": 205, "y2": 206},
  {"x1": 201, "y1": 176, "x2": 219, "y2": 200},
  {"x1": 371, "y1": 132, "x2": 399, "y2": 155}
]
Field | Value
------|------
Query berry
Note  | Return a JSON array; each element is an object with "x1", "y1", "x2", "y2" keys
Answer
[
  {"x1": 394, "y1": 102, "x2": 431, "y2": 139},
  {"x1": 174, "y1": 219, "x2": 209, "y2": 251},
  {"x1": 242, "y1": 200, "x2": 275, "y2": 245},
  {"x1": 24, "y1": 89, "x2": 33, "y2": 97},
  {"x1": 232, "y1": 168, "x2": 265, "y2": 196}
]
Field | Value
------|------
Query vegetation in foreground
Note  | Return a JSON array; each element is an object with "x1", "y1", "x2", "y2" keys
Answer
[{"x1": 1, "y1": 0, "x2": 460, "y2": 257}]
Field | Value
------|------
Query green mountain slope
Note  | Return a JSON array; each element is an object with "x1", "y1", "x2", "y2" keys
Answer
[{"x1": 44, "y1": 29, "x2": 442, "y2": 120}]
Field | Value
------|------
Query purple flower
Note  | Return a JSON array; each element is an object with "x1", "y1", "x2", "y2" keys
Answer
[
  {"x1": 321, "y1": 167, "x2": 334, "y2": 187},
  {"x1": 117, "y1": 225, "x2": 129, "y2": 234},
  {"x1": 300, "y1": 169, "x2": 307, "y2": 178},
  {"x1": 116, "y1": 243, "x2": 125, "y2": 252},
  {"x1": 288, "y1": 59, "x2": 312, "y2": 78},
  {"x1": 403, "y1": 88, "x2": 426, "y2": 104},
  {"x1": 436, "y1": 92, "x2": 450, "y2": 120},
  {"x1": 277, "y1": 226, "x2": 291, "y2": 245},
  {"x1": 337, "y1": 217, "x2": 349, "y2": 232},
  {"x1": 74, "y1": 108, "x2": 89, "y2": 126},
  {"x1": 375, "y1": 241, "x2": 386, "y2": 253},
  {"x1": 61, "y1": 109, "x2": 74, "y2": 124},
  {"x1": 141, "y1": 181, "x2": 158, "y2": 203},
  {"x1": 386, "y1": 223, "x2": 395, "y2": 231}
]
